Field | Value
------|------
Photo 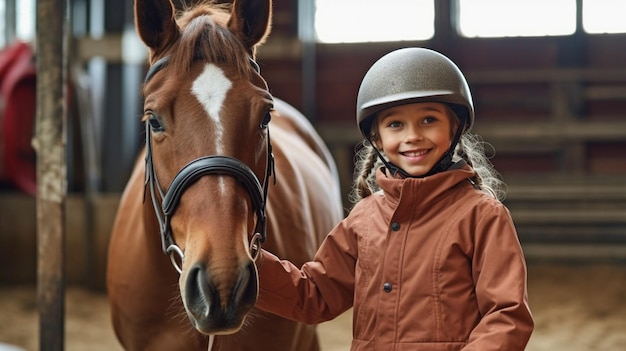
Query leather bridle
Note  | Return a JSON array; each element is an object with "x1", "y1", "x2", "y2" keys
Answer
[{"x1": 143, "y1": 55, "x2": 274, "y2": 273}]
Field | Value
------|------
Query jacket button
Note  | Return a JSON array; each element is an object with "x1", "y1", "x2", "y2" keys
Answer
[
  {"x1": 383, "y1": 282, "x2": 392, "y2": 292},
  {"x1": 390, "y1": 222, "x2": 400, "y2": 231}
]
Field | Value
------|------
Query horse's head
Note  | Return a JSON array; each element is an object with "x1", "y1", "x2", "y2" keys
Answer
[{"x1": 135, "y1": 0, "x2": 274, "y2": 335}]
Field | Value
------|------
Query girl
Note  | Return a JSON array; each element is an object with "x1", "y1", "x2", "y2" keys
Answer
[{"x1": 256, "y1": 47, "x2": 534, "y2": 351}]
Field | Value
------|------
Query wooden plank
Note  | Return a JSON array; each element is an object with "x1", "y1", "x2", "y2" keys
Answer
[
  {"x1": 466, "y1": 68, "x2": 626, "y2": 84},
  {"x1": 76, "y1": 34, "x2": 303, "y2": 63},
  {"x1": 506, "y1": 184, "x2": 626, "y2": 200},
  {"x1": 522, "y1": 243, "x2": 626, "y2": 263},
  {"x1": 34, "y1": 0, "x2": 68, "y2": 350},
  {"x1": 473, "y1": 121, "x2": 626, "y2": 141},
  {"x1": 511, "y1": 209, "x2": 626, "y2": 224},
  {"x1": 316, "y1": 121, "x2": 626, "y2": 144},
  {"x1": 585, "y1": 85, "x2": 626, "y2": 100},
  {"x1": 0, "y1": 193, "x2": 120, "y2": 287}
]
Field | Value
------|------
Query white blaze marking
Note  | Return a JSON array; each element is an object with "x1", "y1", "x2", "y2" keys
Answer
[
  {"x1": 191, "y1": 63, "x2": 233, "y2": 192},
  {"x1": 191, "y1": 63, "x2": 232, "y2": 154}
]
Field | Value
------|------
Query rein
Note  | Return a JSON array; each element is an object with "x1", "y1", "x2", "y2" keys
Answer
[{"x1": 143, "y1": 55, "x2": 274, "y2": 273}]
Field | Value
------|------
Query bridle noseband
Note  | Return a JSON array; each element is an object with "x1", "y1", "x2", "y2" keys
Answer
[{"x1": 143, "y1": 55, "x2": 274, "y2": 273}]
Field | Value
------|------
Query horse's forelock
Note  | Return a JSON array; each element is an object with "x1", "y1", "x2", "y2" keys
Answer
[{"x1": 171, "y1": 4, "x2": 250, "y2": 78}]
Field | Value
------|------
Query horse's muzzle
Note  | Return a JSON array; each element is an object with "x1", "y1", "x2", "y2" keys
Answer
[{"x1": 183, "y1": 261, "x2": 258, "y2": 334}]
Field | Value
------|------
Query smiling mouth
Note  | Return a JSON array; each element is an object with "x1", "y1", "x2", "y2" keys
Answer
[{"x1": 401, "y1": 149, "x2": 429, "y2": 157}]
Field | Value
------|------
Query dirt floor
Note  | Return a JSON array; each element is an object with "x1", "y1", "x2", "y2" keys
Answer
[{"x1": 1, "y1": 263, "x2": 625, "y2": 351}]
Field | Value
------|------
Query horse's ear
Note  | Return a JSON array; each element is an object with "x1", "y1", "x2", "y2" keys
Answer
[
  {"x1": 135, "y1": 0, "x2": 180, "y2": 57},
  {"x1": 228, "y1": 0, "x2": 272, "y2": 54}
]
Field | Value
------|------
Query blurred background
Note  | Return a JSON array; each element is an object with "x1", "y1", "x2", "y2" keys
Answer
[{"x1": 0, "y1": 0, "x2": 624, "y2": 350}]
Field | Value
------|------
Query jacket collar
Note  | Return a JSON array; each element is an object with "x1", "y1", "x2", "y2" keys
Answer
[{"x1": 375, "y1": 161, "x2": 475, "y2": 208}]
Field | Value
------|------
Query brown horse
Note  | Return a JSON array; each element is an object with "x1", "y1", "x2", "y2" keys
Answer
[{"x1": 106, "y1": 0, "x2": 344, "y2": 350}]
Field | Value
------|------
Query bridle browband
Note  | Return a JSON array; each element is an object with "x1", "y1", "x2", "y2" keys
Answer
[{"x1": 143, "y1": 55, "x2": 274, "y2": 273}]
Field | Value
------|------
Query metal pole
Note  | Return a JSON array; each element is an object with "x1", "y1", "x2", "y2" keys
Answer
[
  {"x1": 297, "y1": 0, "x2": 316, "y2": 120},
  {"x1": 34, "y1": 0, "x2": 68, "y2": 349}
]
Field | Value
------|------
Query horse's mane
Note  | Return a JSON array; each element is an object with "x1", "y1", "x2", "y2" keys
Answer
[{"x1": 169, "y1": 1, "x2": 252, "y2": 78}]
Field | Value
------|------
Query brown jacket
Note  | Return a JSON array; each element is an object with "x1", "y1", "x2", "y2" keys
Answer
[{"x1": 257, "y1": 165, "x2": 534, "y2": 350}]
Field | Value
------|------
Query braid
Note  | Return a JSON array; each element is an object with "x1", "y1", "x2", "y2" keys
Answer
[
  {"x1": 455, "y1": 133, "x2": 507, "y2": 201},
  {"x1": 349, "y1": 141, "x2": 382, "y2": 204},
  {"x1": 455, "y1": 138, "x2": 481, "y2": 187}
]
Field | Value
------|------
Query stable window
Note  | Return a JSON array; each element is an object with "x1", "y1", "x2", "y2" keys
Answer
[
  {"x1": 1, "y1": 0, "x2": 35, "y2": 45},
  {"x1": 314, "y1": 0, "x2": 435, "y2": 43},
  {"x1": 583, "y1": 0, "x2": 626, "y2": 34},
  {"x1": 16, "y1": 0, "x2": 35, "y2": 42},
  {"x1": 456, "y1": 0, "x2": 576, "y2": 38}
]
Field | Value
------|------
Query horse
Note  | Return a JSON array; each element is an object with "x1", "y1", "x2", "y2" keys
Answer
[{"x1": 105, "y1": 0, "x2": 344, "y2": 350}]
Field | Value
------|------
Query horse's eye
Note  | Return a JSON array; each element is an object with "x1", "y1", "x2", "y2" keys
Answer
[
  {"x1": 260, "y1": 111, "x2": 272, "y2": 129},
  {"x1": 148, "y1": 114, "x2": 165, "y2": 132}
]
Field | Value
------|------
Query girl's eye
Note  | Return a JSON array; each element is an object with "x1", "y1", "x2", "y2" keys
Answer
[
  {"x1": 423, "y1": 116, "x2": 437, "y2": 124},
  {"x1": 148, "y1": 114, "x2": 165, "y2": 132},
  {"x1": 388, "y1": 121, "x2": 402, "y2": 128}
]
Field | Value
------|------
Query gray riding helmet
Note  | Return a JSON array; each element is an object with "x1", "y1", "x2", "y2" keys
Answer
[{"x1": 356, "y1": 47, "x2": 474, "y2": 138}]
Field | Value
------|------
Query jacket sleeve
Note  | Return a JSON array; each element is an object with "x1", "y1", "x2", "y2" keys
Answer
[
  {"x1": 255, "y1": 219, "x2": 357, "y2": 324},
  {"x1": 464, "y1": 203, "x2": 534, "y2": 351}
]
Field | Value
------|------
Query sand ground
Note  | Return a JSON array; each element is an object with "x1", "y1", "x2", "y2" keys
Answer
[{"x1": 1, "y1": 263, "x2": 625, "y2": 351}]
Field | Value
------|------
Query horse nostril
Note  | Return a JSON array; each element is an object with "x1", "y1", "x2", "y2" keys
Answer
[
  {"x1": 184, "y1": 261, "x2": 258, "y2": 332},
  {"x1": 185, "y1": 264, "x2": 217, "y2": 319},
  {"x1": 233, "y1": 262, "x2": 258, "y2": 310}
]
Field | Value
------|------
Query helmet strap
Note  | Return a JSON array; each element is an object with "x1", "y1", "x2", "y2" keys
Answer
[
  {"x1": 422, "y1": 118, "x2": 466, "y2": 177},
  {"x1": 368, "y1": 139, "x2": 410, "y2": 178}
]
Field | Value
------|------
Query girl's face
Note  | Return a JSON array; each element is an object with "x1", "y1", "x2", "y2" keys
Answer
[{"x1": 375, "y1": 102, "x2": 454, "y2": 177}]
